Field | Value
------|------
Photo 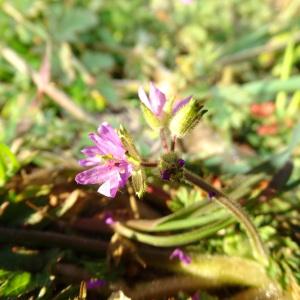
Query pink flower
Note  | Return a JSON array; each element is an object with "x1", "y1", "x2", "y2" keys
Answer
[
  {"x1": 169, "y1": 248, "x2": 191, "y2": 264},
  {"x1": 138, "y1": 82, "x2": 167, "y2": 117},
  {"x1": 75, "y1": 123, "x2": 133, "y2": 198},
  {"x1": 138, "y1": 82, "x2": 192, "y2": 117}
]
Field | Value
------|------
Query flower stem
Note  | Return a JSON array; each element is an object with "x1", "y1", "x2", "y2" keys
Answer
[
  {"x1": 160, "y1": 128, "x2": 169, "y2": 152},
  {"x1": 183, "y1": 168, "x2": 269, "y2": 266},
  {"x1": 140, "y1": 161, "x2": 158, "y2": 167},
  {"x1": 170, "y1": 135, "x2": 177, "y2": 151}
]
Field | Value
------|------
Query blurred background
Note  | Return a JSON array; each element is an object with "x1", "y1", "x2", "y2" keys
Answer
[
  {"x1": 0, "y1": 0, "x2": 300, "y2": 299},
  {"x1": 1, "y1": 0, "x2": 300, "y2": 165}
]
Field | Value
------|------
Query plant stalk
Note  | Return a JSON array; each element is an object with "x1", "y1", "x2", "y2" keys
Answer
[{"x1": 183, "y1": 168, "x2": 269, "y2": 266}]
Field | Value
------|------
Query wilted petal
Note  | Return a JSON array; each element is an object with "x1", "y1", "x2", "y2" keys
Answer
[
  {"x1": 75, "y1": 164, "x2": 115, "y2": 185},
  {"x1": 172, "y1": 96, "x2": 192, "y2": 114},
  {"x1": 149, "y1": 82, "x2": 166, "y2": 116}
]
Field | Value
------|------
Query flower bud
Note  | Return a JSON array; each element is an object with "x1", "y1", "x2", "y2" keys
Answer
[
  {"x1": 159, "y1": 152, "x2": 185, "y2": 182},
  {"x1": 118, "y1": 125, "x2": 141, "y2": 164},
  {"x1": 118, "y1": 125, "x2": 146, "y2": 198},
  {"x1": 169, "y1": 98, "x2": 207, "y2": 138},
  {"x1": 131, "y1": 168, "x2": 147, "y2": 198},
  {"x1": 141, "y1": 104, "x2": 162, "y2": 130}
]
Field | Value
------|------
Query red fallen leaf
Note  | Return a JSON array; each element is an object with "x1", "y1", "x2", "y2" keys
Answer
[
  {"x1": 250, "y1": 101, "x2": 275, "y2": 117},
  {"x1": 257, "y1": 123, "x2": 278, "y2": 136}
]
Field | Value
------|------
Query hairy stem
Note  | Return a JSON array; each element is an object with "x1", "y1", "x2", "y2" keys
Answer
[
  {"x1": 140, "y1": 161, "x2": 158, "y2": 167},
  {"x1": 160, "y1": 128, "x2": 169, "y2": 152},
  {"x1": 183, "y1": 168, "x2": 269, "y2": 266},
  {"x1": 170, "y1": 136, "x2": 177, "y2": 151}
]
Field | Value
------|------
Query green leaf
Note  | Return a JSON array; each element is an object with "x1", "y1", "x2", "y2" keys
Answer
[
  {"x1": 82, "y1": 51, "x2": 115, "y2": 73},
  {"x1": 0, "y1": 143, "x2": 20, "y2": 186},
  {"x1": 0, "y1": 271, "x2": 31, "y2": 297},
  {"x1": 49, "y1": 6, "x2": 98, "y2": 42}
]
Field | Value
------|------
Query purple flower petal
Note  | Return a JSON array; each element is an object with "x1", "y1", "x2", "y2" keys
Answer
[
  {"x1": 172, "y1": 96, "x2": 192, "y2": 114},
  {"x1": 78, "y1": 156, "x2": 101, "y2": 167},
  {"x1": 149, "y1": 82, "x2": 166, "y2": 116},
  {"x1": 97, "y1": 168, "x2": 128, "y2": 198},
  {"x1": 75, "y1": 123, "x2": 133, "y2": 198},
  {"x1": 97, "y1": 122, "x2": 123, "y2": 148},
  {"x1": 89, "y1": 133, "x2": 125, "y2": 160},
  {"x1": 75, "y1": 164, "x2": 115, "y2": 185},
  {"x1": 118, "y1": 161, "x2": 133, "y2": 187},
  {"x1": 170, "y1": 248, "x2": 191, "y2": 264},
  {"x1": 86, "y1": 278, "x2": 106, "y2": 289},
  {"x1": 138, "y1": 83, "x2": 166, "y2": 117},
  {"x1": 81, "y1": 146, "x2": 99, "y2": 157},
  {"x1": 138, "y1": 86, "x2": 152, "y2": 112}
]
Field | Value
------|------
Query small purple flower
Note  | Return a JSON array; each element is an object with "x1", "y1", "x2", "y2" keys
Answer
[
  {"x1": 169, "y1": 248, "x2": 191, "y2": 265},
  {"x1": 86, "y1": 278, "x2": 106, "y2": 289},
  {"x1": 104, "y1": 212, "x2": 115, "y2": 225},
  {"x1": 138, "y1": 83, "x2": 192, "y2": 118},
  {"x1": 75, "y1": 123, "x2": 133, "y2": 198},
  {"x1": 177, "y1": 159, "x2": 185, "y2": 168},
  {"x1": 138, "y1": 82, "x2": 166, "y2": 117}
]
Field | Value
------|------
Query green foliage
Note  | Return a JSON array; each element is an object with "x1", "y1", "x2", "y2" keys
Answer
[
  {"x1": 0, "y1": 143, "x2": 20, "y2": 186},
  {"x1": 0, "y1": 0, "x2": 300, "y2": 298}
]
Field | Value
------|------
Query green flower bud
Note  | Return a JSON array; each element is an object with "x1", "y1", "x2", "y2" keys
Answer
[
  {"x1": 169, "y1": 99, "x2": 207, "y2": 138},
  {"x1": 118, "y1": 125, "x2": 141, "y2": 164},
  {"x1": 131, "y1": 168, "x2": 146, "y2": 198}
]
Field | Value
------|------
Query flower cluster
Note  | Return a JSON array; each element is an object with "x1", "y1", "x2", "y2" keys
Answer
[
  {"x1": 75, "y1": 82, "x2": 206, "y2": 199},
  {"x1": 139, "y1": 83, "x2": 206, "y2": 137}
]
